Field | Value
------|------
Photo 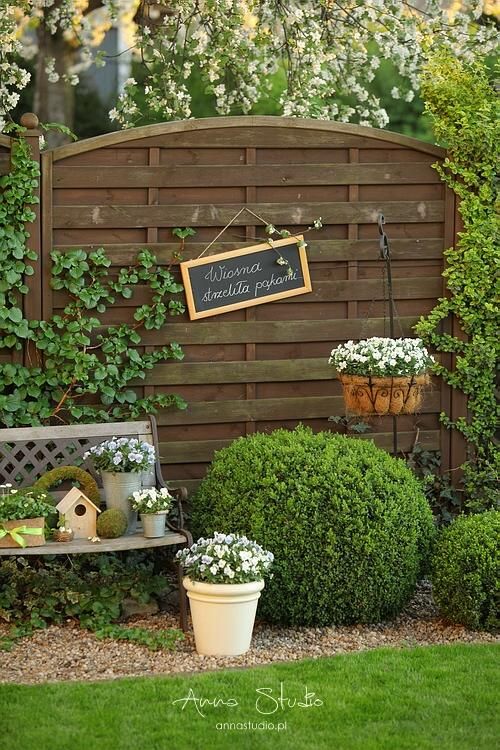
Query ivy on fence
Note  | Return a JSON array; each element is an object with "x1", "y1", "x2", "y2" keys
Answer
[
  {"x1": 0, "y1": 133, "x2": 187, "y2": 426},
  {"x1": 416, "y1": 50, "x2": 499, "y2": 512}
]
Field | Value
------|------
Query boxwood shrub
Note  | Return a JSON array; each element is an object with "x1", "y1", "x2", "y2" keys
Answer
[
  {"x1": 432, "y1": 510, "x2": 499, "y2": 632},
  {"x1": 192, "y1": 426, "x2": 435, "y2": 626}
]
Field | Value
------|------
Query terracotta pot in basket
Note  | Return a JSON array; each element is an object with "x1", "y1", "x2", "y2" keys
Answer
[{"x1": 339, "y1": 373, "x2": 430, "y2": 416}]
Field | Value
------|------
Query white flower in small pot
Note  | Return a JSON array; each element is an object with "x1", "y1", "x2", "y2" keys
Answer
[
  {"x1": 176, "y1": 532, "x2": 274, "y2": 656},
  {"x1": 83, "y1": 438, "x2": 156, "y2": 533},
  {"x1": 328, "y1": 337, "x2": 434, "y2": 415},
  {"x1": 130, "y1": 487, "x2": 175, "y2": 538}
]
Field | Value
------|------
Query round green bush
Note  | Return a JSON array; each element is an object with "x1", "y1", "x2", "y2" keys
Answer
[
  {"x1": 96, "y1": 509, "x2": 128, "y2": 539},
  {"x1": 192, "y1": 426, "x2": 435, "y2": 626},
  {"x1": 432, "y1": 510, "x2": 499, "y2": 632}
]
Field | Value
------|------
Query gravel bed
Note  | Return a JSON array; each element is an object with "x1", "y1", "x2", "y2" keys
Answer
[{"x1": 0, "y1": 581, "x2": 497, "y2": 685}]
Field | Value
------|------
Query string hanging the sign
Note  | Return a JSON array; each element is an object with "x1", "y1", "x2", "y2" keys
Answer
[{"x1": 197, "y1": 206, "x2": 296, "y2": 258}]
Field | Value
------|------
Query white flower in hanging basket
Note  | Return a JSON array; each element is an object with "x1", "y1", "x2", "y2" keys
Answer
[
  {"x1": 329, "y1": 337, "x2": 433, "y2": 377},
  {"x1": 329, "y1": 338, "x2": 434, "y2": 416}
]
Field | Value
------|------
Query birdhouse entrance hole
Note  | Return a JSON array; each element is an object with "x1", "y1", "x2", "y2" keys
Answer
[{"x1": 74, "y1": 504, "x2": 87, "y2": 516}]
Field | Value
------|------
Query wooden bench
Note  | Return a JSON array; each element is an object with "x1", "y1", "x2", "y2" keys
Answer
[{"x1": 0, "y1": 416, "x2": 192, "y2": 631}]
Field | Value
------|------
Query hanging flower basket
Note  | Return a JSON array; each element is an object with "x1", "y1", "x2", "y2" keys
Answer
[
  {"x1": 329, "y1": 337, "x2": 433, "y2": 416},
  {"x1": 338, "y1": 373, "x2": 430, "y2": 416}
]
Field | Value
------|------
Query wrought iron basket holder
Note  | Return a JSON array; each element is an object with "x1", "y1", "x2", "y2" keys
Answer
[{"x1": 338, "y1": 373, "x2": 430, "y2": 416}]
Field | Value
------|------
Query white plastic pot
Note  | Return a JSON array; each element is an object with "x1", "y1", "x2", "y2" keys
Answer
[{"x1": 182, "y1": 577, "x2": 265, "y2": 656}]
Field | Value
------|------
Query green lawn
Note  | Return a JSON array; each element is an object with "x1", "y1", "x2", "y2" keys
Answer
[{"x1": 1, "y1": 644, "x2": 498, "y2": 750}]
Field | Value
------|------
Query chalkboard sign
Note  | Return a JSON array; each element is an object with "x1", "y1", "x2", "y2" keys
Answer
[{"x1": 180, "y1": 236, "x2": 312, "y2": 320}]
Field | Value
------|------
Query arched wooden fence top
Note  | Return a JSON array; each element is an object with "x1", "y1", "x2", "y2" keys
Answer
[
  {"x1": 0, "y1": 134, "x2": 11, "y2": 149},
  {"x1": 49, "y1": 116, "x2": 446, "y2": 161}
]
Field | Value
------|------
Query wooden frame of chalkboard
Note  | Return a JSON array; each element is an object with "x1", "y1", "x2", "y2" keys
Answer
[{"x1": 180, "y1": 235, "x2": 312, "y2": 320}]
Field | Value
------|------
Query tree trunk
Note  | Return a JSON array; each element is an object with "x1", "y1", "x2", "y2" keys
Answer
[{"x1": 33, "y1": 24, "x2": 76, "y2": 147}]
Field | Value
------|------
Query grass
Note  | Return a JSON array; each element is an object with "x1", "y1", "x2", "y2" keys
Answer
[{"x1": 0, "y1": 644, "x2": 498, "y2": 750}]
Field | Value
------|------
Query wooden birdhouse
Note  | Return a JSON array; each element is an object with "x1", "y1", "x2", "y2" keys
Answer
[{"x1": 56, "y1": 487, "x2": 101, "y2": 539}]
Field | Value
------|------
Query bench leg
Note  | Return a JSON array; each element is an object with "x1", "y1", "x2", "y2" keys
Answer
[{"x1": 177, "y1": 562, "x2": 189, "y2": 632}]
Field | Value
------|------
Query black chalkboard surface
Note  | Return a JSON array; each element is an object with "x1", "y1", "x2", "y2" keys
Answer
[{"x1": 180, "y1": 235, "x2": 312, "y2": 320}]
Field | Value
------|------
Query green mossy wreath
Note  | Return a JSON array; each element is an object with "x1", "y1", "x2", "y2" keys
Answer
[{"x1": 33, "y1": 466, "x2": 101, "y2": 506}]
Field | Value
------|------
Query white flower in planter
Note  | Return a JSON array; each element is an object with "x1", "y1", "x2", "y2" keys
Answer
[
  {"x1": 329, "y1": 337, "x2": 433, "y2": 377},
  {"x1": 176, "y1": 533, "x2": 273, "y2": 584}
]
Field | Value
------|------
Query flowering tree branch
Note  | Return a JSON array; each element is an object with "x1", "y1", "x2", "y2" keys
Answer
[
  {"x1": 0, "y1": 2, "x2": 498, "y2": 134},
  {"x1": 110, "y1": 1, "x2": 498, "y2": 128}
]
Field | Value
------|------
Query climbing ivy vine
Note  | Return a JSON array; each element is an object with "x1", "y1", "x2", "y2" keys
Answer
[
  {"x1": 0, "y1": 132, "x2": 39, "y2": 349},
  {"x1": 416, "y1": 50, "x2": 499, "y2": 512},
  {"x1": 0, "y1": 132, "x2": 187, "y2": 426}
]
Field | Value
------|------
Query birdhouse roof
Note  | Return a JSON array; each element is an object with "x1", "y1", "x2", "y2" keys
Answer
[{"x1": 56, "y1": 487, "x2": 101, "y2": 515}]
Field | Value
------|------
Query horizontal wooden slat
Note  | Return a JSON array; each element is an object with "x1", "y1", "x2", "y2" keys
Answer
[
  {"x1": 54, "y1": 276, "x2": 442, "y2": 309},
  {"x1": 113, "y1": 133, "x2": 423, "y2": 150},
  {"x1": 52, "y1": 201, "x2": 445, "y2": 229},
  {"x1": 160, "y1": 428, "x2": 440, "y2": 465},
  {"x1": 281, "y1": 277, "x2": 443, "y2": 303},
  {"x1": 53, "y1": 162, "x2": 440, "y2": 188},
  {"x1": 159, "y1": 397, "x2": 344, "y2": 425},
  {"x1": 53, "y1": 239, "x2": 445, "y2": 263},
  {"x1": 157, "y1": 393, "x2": 440, "y2": 426},
  {"x1": 160, "y1": 439, "x2": 232, "y2": 463},
  {"x1": 137, "y1": 317, "x2": 420, "y2": 346},
  {"x1": 134, "y1": 358, "x2": 333, "y2": 386}
]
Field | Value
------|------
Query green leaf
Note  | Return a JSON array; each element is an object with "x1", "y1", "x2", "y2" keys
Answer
[
  {"x1": 128, "y1": 349, "x2": 142, "y2": 364},
  {"x1": 7, "y1": 308, "x2": 23, "y2": 323}
]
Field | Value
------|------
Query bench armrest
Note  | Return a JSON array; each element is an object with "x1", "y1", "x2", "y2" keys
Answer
[{"x1": 155, "y1": 463, "x2": 189, "y2": 537}]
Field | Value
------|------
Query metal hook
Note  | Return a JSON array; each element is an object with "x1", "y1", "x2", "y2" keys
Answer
[{"x1": 378, "y1": 212, "x2": 389, "y2": 260}]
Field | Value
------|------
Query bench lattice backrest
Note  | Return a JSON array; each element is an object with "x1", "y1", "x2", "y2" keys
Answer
[{"x1": 0, "y1": 421, "x2": 156, "y2": 488}]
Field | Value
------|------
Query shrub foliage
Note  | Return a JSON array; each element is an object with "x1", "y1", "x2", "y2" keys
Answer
[
  {"x1": 0, "y1": 551, "x2": 182, "y2": 651},
  {"x1": 193, "y1": 426, "x2": 435, "y2": 626},
  {"x1": 416, "y1": 50, "x2": 499, "y2": 511},
  {"x1": 432, "y1": 510, "x2": 499, "y2": 632},
  {"x1": 0, "y1": 134, "x2": 186, "y2": 426}
]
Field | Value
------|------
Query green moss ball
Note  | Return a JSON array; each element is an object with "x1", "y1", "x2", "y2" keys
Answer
[{"x1": 97, "y1": 508, "x2": 128, "y2": 539}]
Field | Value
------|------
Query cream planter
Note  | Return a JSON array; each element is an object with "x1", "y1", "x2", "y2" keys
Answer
[
  {"x1": 183, "y1": 577, "x2": 264, "y2": 656},
  {"x1": 100, "y1": 471, "x2": 142, "y2": 534}
]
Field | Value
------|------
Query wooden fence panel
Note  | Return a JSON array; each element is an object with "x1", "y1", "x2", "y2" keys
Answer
[{"x1": 40, "y1": 116, "x2": 457, "y2": 491}]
